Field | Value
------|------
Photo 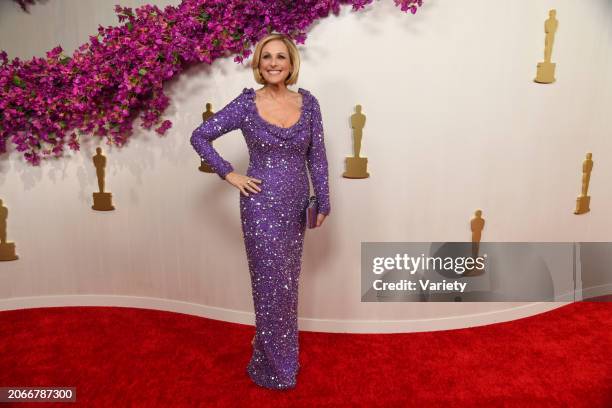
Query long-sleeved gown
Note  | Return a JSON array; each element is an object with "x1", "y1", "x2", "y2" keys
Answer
[{"x1": 190, "y1": 87, "x2": 331, "y2": 390}]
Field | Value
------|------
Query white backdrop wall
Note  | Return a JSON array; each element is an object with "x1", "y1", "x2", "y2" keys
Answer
[{"x1": 0, "y1": 0, "x2": 610, "y2": 332}]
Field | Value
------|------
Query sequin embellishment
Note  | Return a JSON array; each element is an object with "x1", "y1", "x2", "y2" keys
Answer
[{"x1": 190, "y1": 87, "x2": 331, "y2": 389}]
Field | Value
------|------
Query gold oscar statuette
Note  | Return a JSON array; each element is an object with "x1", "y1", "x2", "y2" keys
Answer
[
  {"x1": 574, "y1": 152, "x2": 593, "y2": 215},
  {"x1": 463, "y1": 209, "x2": 485, "y2": 277},
  {"x1": 534, "y1": 9, "x2": 558, "y2": 84},
  {"x1": 92, "y1": 147, "x2": 115, "y2": 211},
  {"x1": 342, "y1": 104, "x2": 369, "y2": 179},
  {"x1": 0, "y1": 199, "x2": 19, "y2": 261},
  {"x1": 199, "y1": 103, "x2": 216, "y2": 173}
]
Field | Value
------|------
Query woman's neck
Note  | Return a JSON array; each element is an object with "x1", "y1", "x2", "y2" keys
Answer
[{"x1": 260, "y1": 83, "x2": 292, "y2": 99}]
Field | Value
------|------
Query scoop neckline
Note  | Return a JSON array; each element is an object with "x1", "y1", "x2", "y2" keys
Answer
[{"x1": 248, "y1": 87, "x2": 306, "y2": 131}]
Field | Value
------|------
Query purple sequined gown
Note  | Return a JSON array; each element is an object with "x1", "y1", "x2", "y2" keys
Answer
[{"x1": 190, "y1": 87, "x2": 331, "y2": 389}]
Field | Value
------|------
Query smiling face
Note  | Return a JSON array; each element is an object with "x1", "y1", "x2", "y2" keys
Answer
[{"x1": 259, "y1": 39, "x2": 293, "y2": 85}]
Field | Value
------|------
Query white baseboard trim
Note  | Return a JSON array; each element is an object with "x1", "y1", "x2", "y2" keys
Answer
[
  {"x1": 578, "y1": 283, "x2": 612, "y2": 301},
  {"x1": 0, "y1": 295, "x2": 569, "y2": 333}
]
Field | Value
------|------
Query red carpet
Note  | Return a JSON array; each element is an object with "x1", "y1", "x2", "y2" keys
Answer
[{"x1": 1, "y1": 302, "x2": 610, "y2": 407}]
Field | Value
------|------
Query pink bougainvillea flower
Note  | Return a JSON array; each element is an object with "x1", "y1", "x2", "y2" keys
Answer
[{"x1": 2, "y1": 0, "x2": 423, "y2": 165}]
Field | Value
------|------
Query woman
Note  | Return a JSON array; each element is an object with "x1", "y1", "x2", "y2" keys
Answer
[{"x1": 190, "y1": 33, "x2": 331, "y2": 390}]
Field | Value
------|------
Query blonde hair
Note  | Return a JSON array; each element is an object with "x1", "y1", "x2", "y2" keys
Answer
[{"x1": 251, "y1": 33, "x2": 300, "y2": 85}]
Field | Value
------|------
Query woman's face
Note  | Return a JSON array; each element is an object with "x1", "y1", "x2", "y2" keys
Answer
[{"x1": 259, "y1": 40, "x2": 292, "y2": 85}]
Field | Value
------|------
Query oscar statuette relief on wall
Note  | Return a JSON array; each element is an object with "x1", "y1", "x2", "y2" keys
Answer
[
  {"x1": 574, "y1": 153, "x2": 594, "y2": 215},
  {"x1": 343, "y1": 104, "x2": 369, "y2": 178},
  {"x1": 463, "y1": 209, "x2": 485, "y2": 277},
  {"x1": 0, "y1": 199, "x2": 18, "y2": 261},
  {"x1": 199, "y1": 102, "x2": 215, "y2": 173},
  {"x1": 92, "y1": 147, "x2": 115, "y2": 211},
  {"x1": 534, "y1": 9, "x2": 558, "y2": 84}
]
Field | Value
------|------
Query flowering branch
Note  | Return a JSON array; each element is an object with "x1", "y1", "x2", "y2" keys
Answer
[{"x1": 1, "y1": 0, "x2": 423, "y2": 165}]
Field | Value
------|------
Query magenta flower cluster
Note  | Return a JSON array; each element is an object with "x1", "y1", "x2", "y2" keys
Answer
[{"x1": 2, "y1": 0, "x2": 423, "y2": 165}]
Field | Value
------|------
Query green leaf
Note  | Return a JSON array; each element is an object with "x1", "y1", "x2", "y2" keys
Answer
[
  {"x1": 12, "y1": 75, "x2": 25, "y2": 88},
  {"x1": 138, "y1": 68, "x2": 148, "y2": 76}
]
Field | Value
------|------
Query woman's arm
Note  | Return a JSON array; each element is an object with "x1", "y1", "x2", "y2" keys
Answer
[
  {"x1": 190, "y1": 92, "x2": 245, "y2": 180},
  {"x1": 306, "y1": 96, "x2": 331, "y2": 216}
]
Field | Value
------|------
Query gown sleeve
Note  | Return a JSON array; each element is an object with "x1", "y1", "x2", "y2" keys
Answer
[
  {"x1": 306, "y1": 95, "x2": 331, "y2": 216},
  {"x1": 190, "y1": 91, "x2": 246, "y2": 180}
]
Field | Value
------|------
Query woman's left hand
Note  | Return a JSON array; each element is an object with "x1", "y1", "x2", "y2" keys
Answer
[{"x1": 315, "y1": 213, "x2": 327, "y2": 228}]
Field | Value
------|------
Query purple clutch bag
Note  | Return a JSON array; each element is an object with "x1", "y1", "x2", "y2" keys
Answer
[{"x1": 306, "y1": 195, "x2": 318, "y2": 229}]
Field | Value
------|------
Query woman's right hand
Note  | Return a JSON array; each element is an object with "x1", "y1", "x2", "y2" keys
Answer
[{"x1": 225, "y1": 172, "x2": 262, "y2": 197}]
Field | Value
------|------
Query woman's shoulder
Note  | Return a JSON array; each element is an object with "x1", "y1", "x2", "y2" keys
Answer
[
  {"x1": 298, "y1": 87, "x2": 314, "y2": 99},
  {"x1": 241, "y1": 87, "x2": 255, "y2": 98},
  {"x1": 230, "y1": 88, "x2": 253, "y2": 108},
  {"x1": 299, "y1": 88, "x2": 320, "y2": 111},
  {"x1": 296, "y1": 88, "x2": 320, "y2": 110}
]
